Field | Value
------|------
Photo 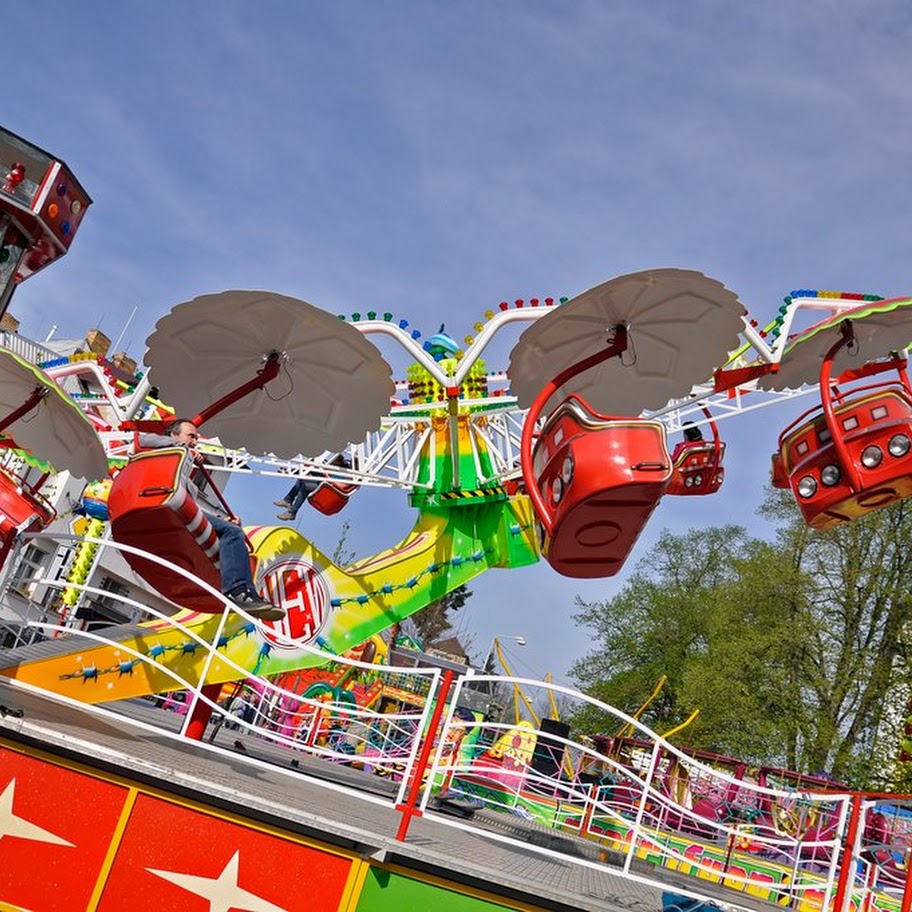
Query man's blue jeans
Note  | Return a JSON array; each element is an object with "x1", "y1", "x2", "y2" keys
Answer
[
  {"x1": 204, "y1": 512, "x2": 252, "y2": 595},
  {"x1": 284, "y1": 478, "x2": 319, "y2": 518}
]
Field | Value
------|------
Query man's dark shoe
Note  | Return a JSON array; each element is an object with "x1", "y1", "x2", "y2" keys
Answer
[{"x1": 226, "y1": 588, "x2": 285, "y2": 621}]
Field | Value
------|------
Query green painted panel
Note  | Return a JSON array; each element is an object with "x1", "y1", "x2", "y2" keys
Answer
[{"x1": 356, "y1": 867, "x2": 520, "y2": 911}]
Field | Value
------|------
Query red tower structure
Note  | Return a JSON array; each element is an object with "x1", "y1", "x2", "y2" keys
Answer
[{"x1": 0, "y1": 125, "x2": 91, "y2": 319}]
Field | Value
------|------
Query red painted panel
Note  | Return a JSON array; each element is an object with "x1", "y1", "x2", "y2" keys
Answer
[
  {"x1": 778, "y1": 387, "x2": 912, "y2": 530},
  {"x1": 108, "y1": 448, "x2": 223, "y2": 611},
  {"x1": 97, "y1": 793, "x2": 351, "y2": 911},
  {"x1": 0, "y1": 748, "x2": 129, "y2": 912},
  {"x1": 534, "y1": 411, "x2": 671, "y2": 578}
]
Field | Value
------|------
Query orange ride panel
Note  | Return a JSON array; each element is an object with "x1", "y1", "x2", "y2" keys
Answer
[
  {"x1": 777, "y1": 385, "x2": 912, "y2": 530},
  {"x1": 667, "y1": 440, "x2": 726, "y2": 496},
  {"x1": 533, "y1": 399, "x2": 671, "y2": 578},
  {"x1": 108, "y1": 448, "x2": 223, "y2": 611}
]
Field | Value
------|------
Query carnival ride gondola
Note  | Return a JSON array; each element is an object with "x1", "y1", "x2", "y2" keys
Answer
[
  {"x1": 758, "y1": 296, "x2": 912, "y2": 529},
  {"x1": 508, "y1": 269, "x2": 743, "y2": 576},
  {"x1": 0, "y1": 124, "x2": 91, "y2": 315},
  {"x1": 106, "y1": 290, "x2": 396, "y2": 614},
  {"x1": 307, "y1": 454, "x2": 358, "y2": 516},
  {"x1": 666, "y1": 411, "x2": 726, "y2": 497}
]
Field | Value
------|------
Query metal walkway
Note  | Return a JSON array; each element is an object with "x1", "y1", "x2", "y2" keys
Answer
[{"x1": 0, "y1": 678, "x2": 766, "y2": 912}]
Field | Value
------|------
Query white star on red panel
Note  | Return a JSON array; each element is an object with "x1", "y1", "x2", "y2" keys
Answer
[
  {"x1": 147, "y1": 849, "x2": 289, "y2": 912},
  {"x1": 0, "y1": 780, "x2": 74, "y2": 847}
]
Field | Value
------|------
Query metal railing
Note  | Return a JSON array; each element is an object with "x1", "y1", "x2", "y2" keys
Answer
[{"x1": 2, "y1": 533, "x2": 912, "y2": 911}]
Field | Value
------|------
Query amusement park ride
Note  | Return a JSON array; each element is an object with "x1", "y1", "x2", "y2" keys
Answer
[
  {"x1": 5, "y1": 122, "x2": 912, "y2": 912},
  {"x1": 0, "y1": 124, "x2": 909, "y2": 692},
  {"x1": 3, "y1": 215, "x2": 912, "y2": 707}
]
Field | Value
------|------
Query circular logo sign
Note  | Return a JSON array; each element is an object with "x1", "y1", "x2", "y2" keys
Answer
[{"x1": 258, "y1": 557, "x2": 332, "y2": 649}]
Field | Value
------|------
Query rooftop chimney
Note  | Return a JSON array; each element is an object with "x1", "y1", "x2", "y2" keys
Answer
[
  {"x1": 85, "y1": 328, "x2": 111, "y2": 358},
  {"x1": 112, "y1": 352, "x2": 137, "y2": 374}
]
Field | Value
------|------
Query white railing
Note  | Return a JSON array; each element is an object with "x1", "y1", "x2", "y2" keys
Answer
[{"x1": 0, "y1": 532, "x2": 440, "y2": 788}]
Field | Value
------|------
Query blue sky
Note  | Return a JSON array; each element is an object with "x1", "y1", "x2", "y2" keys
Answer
[{"x1": 6, "y1": 2, "x2": 912, "y2": 687}]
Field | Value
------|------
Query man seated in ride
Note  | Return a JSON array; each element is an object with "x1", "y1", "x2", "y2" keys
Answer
[
  {"x1": 139, "y1": 419, "x2": 285, "y2": 621},
  {"x1": 671, "y1": 422, "x2": 705, "y2": 462}
]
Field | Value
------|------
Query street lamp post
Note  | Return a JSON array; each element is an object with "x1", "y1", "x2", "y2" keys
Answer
[
  {"x1": 482, "y1": 634, "x2": 526, "y2": 674},
  {"x1": 479, "y1": 634, "x2": 526, "y2": 723}
]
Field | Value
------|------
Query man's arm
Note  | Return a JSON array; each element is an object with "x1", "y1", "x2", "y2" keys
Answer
[
  {"x1": 137, "y1": 432, "x2": 204, "y2": 464},
  {"x1": 137, "y1": 432, "x2": 179, "y2": 450}
]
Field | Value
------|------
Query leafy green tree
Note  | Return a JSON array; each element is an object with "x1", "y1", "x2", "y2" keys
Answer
[
  {"x1": 569, "y1": 524, "x2": 767, "y2": 740},
  {"x1": 759, "y1": 493, "x2": 912, "y2": 788},
  {"x1": 570, "y1": 491, "x2": 912, "y2": 789}
]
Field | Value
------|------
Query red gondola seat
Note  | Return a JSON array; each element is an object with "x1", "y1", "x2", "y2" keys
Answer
[
  {"x1": 308, "y1": 454, "x2": 357, "y2": 515},
  {"x1": 107, "y1": 447, "x2": 226, "y2": 611},
  {"x1": 309, "y1": 479, "x2": 357, "y2": 516},
  {"x1": 776, "y1": 384, "x2": 912, "y2": 530},
  {"x1": 0, "y1": 468, "x2": 54, "y2": 561},
  {"x1": 667, "y1": 438, "x2": 726, "y2": 496},
  {"x1": 532, "y1": 397, "x2": 671, "y2": 578}
]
